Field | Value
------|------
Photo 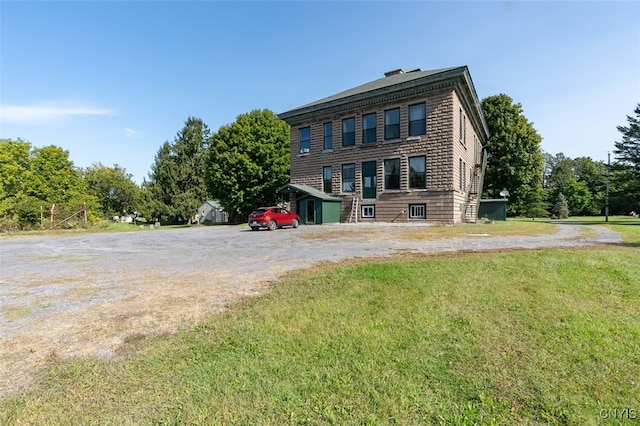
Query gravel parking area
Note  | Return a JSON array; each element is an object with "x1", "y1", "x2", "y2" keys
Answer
[{"x1": 0, "y1": 222, "x2": 621, "y2": 396}]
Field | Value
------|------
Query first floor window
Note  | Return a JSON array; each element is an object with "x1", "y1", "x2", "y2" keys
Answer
[
  {"x1": 299, "y1": 127, "x2": 310, "y2": 153},
  {"x1": 409, "y1": 103, "x2": 426, "y2": 136},
  {"x1": 361, "y1": 205, "x2": 375, "y2": 218},
  {"x1": 409, "y1": 156, "x2": 426, "y2": 188},
  {"x1": 342, "y1": 163, "x2": 355, "y2": 192},
  {"x1": 323, "y1": 166, "x2": 332, "y2": 193},
  {"x1": 362, "y1": 113, "x2": 377, "y2": 143},
  {"x1": 384, "y1": 108, "x2": 400, "y2": 140},
  {"x1": 342, "y1": 118, "x2": 355, "y2": 147},
  {"x1": 463, "y1": 160, "x2": 467, "y2": 191},
  {"x1": 384, "y1": 159, "x2": 400, "y2": 189},
  {"x1": 459, "y1": 158, "x2": 467, "y2": 191},
  {"x1": 409, "y1": 204, "x2": 426, "y2": 219}
]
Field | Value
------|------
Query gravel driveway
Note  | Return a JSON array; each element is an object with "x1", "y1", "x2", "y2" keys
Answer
[{"x1": 0, "y1": 222, "x2": 621, "y2": 396}]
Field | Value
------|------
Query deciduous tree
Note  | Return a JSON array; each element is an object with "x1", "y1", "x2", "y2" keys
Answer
[
  {"x1": 0, "y1": 139, "x2": 96, "y2": 230},
  {"x1": 205, "y1": 109, "x2": 290, "y2": 221},
  {"x1": 481, "y1": 94, "x2": 544, "y2": 216},
  {"x1": 84, "y1": 163, "x2": 141, "y2": 217}
]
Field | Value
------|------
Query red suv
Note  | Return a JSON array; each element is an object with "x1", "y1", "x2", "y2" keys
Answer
[{"x1": 248, "y1": 207, "x2": 300, "y2": 231}]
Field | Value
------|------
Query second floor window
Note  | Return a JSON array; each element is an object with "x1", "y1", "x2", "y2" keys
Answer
[
  {"x1": 409, "y1": 156, "x2": 426, "y2": 188},
  {"x1": 324, "y1": 122, "x2": 333, "y2": 150},
  {"x1": 299, "y1": 127, "x2": 310, "y2": 153},
  {"x1": 409, "y1": 103, "x2": 426, "y2": 136},
  {"x1": 342, "y1": 163, "x2": 355, "y2": 192},
  {"x1": 385, "y1": 108, "x2": 400, "y2": 140},
  {"x1": 323, "y1": 166, "x2": 332, "y2": 193},
  {"x1": 342, "y1": 118, "x2": 355, "y2": 147},
  {"x1": 459, "y1": 108, "x2": 466, "y2": 145},
  {"x1": 384, "y1": 159, "x2": 400, "y2": 190},
  {"x1": 362, "y1": 113, "x2": 377, "y2": 144}
]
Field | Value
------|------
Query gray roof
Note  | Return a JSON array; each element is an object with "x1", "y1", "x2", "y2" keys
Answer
[
  {"x1": 278, "y1": 65, "x2": 489, "y2": 141},
  {"x1": 296, "y1": 66, "x2": 460, "y2": 110},
  {"x1": 201, "y1": 200, "x2": 223, "y2": 209},
  {"x1": 278, "y1": 183, "x2": 343, "y2": 202}
]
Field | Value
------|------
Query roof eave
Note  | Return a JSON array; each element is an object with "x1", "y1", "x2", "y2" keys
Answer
[{"x1": 278, "y1": 66, "x2": 467, "y2": 122}]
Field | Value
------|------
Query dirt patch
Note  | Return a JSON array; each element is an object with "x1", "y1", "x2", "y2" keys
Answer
[{"x1": 1, "y1": 268, "x2": 272, "y2": 397}]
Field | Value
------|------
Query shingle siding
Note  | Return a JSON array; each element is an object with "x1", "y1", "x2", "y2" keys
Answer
[{"x1": 282, "y1": 67, "x2": 487, "y2": 224}]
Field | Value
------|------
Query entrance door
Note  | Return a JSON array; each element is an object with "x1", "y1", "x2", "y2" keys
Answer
[
  {"x1": 362, "y1": 161, "x2": 377, "y2": 199},
  {"x1": 306, "y1": 199, "x2": 315, "y2": 224}
]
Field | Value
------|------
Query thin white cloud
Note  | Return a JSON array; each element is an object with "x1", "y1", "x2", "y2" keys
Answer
[
  {"x1": 123, "y1": 127, "x2": 141, "y2": 137},
  {"x1": 0, "y1": 102, "x2": 114, "y2": 125}
]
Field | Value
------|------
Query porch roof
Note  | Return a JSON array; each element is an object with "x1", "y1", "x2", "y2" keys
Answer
[{"x1": 278, "y1": 183, "x2": 343, "y2": 202}]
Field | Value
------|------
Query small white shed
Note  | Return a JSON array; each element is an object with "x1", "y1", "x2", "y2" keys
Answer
[{"x1": 196, "y1": 201, "x2": 228, "y2": 224}]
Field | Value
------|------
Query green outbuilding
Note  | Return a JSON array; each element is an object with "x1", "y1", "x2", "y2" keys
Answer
[
  {"x1": 278, "y1": 183, "x2": 343, "y2": 225},
  {"x1": 478, "y1": 199, "x2": 508, "y2": 221}
]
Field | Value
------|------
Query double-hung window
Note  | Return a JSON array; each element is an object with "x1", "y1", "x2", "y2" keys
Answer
[
  {"x1": 342, "y1": 163, "x2": 355, "y2": 192},
  {"x1": 409, "y1": 156, "x2": 426, "y2": 188},
  {"x1": 323, "y1": 166, "x2": 332, "y2": 193},
  {"x1": 459, "y1": 159, "x2": 467, "y2": 191},
  {"x1": 342, "y1": 118, "x2": 355, "y2": 147},
  {"x1": 463, "y1": 161, "x2": 467, "y2": 191},
  {"x1": 362, "y1": 113, "x2": 376, "y2": 144},
  {"x1": 324, "y1": 122, "x2": 333, "y2": 150},
  {"x1": 384, "y1": 159, "x2": 400, "y2": 190},
  {"x1": 409, "y1": 103, "x2": 426, "y2": 136},
  {"x1": 459, "y1": 108, "x2": 466, "y2": 145},
  {"x1": 384, "y1": 108, "x2": 400, "y2": 140},
  {"x1": 299, "y1": 127, "x2": 310, "y2": 153}
]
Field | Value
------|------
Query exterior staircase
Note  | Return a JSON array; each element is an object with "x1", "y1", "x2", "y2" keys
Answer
[{"x1": 463, "y1": 149, "x2": 487, "y2": 223}]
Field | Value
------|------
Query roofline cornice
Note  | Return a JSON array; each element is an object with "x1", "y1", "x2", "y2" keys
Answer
[{"x1": 279, "y1": 66, "x2": 489, "y2": 143}]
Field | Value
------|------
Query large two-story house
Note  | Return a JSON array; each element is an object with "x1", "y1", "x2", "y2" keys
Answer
[{"x1": 278, "y1": 66, "x2": 489, "y2": 224}]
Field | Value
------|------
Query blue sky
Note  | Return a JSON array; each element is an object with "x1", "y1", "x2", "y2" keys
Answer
[{"x1": 1, "y1": 1, "x2": 639, "y2": 184}]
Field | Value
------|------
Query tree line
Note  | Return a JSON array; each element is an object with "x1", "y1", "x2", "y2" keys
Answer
[
  {"x1": 1, "y1": 101, "x2": 638, "y2": 231},
  {"x1": 481, "y1": 96, "x2": 639, "y2": 219},
  {"x1": 0, "y1": 109, "x2": 289, "y2": 231}
]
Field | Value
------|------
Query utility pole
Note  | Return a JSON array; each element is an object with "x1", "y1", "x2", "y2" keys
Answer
[{"x1": 605, "y1": 152, "x2": 610, "y2": 222}]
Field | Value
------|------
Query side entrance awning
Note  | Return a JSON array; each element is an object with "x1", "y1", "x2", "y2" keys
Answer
[{"x1": 278, "y1": 183, "x2": 343, "y2": 202}]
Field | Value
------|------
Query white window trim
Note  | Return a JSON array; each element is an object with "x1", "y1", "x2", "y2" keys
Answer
[
  {"x1": 408, "y1": 204, "x2": 426, "y2": 219},
  {"x1": 361, "y1": 205, "x2": 375, "y2": 218}
]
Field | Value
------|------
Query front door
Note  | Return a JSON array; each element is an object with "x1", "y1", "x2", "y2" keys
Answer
[
  {"x1": 362, "y1": 161, "x2": 377, "y2": 199},
  {"x1": 306, "y1": 199, "x2": 315, "y2": 224}
]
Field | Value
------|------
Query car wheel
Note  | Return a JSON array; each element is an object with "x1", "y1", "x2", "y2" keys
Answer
[
  {"x1": 250, "y1": 227, "x2": 259, "y2": 231},
  {"x1": 267, "y1": 220, "x2": 277, "y2": 231},
  {"x1": 292, "y1": 218, "x2": 299, "y2": 228}
]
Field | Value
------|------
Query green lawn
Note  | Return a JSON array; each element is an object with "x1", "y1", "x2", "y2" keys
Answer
[{"x1": 1, "y1": 220, "x2": 639, "y2": 425}]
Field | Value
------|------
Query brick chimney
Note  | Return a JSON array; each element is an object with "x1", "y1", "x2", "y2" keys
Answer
[{"x1": 384, "y1": 69, "x2": 405, "y2": 77}]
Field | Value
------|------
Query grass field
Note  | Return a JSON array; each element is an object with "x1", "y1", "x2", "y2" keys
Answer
[{"x1": 1, "y1": 218, "x2": 639, "y2": 425}]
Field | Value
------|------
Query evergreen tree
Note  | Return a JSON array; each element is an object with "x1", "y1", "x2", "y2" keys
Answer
[
  {"x1": 522, "y1": 184, "x2": 549, "y2": 220},
  {"x1": 613, "y1": 104, "x2": 640, "y2": 213},
  {"x1": 553, "y1": 193, "x2": 569, "y2": 219},
  {"x1": 146, "y1": 117, "x2": 211, "y2": 223}
]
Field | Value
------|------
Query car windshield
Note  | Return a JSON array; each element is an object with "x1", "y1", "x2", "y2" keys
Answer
[{"x1": 251, "y1": 209, "x2": 267, "y2": 215}]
